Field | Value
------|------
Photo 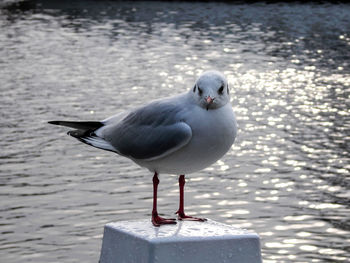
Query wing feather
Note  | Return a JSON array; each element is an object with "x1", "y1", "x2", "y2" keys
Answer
[{"x1": 101, "y1": 99, "x2": 192, "y2": 160}]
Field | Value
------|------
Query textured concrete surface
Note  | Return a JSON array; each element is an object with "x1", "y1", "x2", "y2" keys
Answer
[{"x1": 99, "y1": 219, "x2": 262, "y2": 263}]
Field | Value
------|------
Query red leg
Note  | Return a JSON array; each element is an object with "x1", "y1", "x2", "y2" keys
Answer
[
  {"x1": 175, "y1": 175, "x2": 207, "y2": 222},
  {"x1": 151, "y1": 172, "x2": 176, "y2": 227}
]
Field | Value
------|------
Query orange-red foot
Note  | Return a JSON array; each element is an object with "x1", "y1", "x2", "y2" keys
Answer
[
  {"x1": 152, "y1": 213, "x2": 176, "y2": 227},
  {"x1": 175, "y1": 211, "x2": 207, "y2": 222}
]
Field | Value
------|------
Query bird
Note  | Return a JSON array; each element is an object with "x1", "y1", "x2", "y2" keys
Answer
[{"x1": 49, "y1": 70, "x2": 237, "y2": 227}]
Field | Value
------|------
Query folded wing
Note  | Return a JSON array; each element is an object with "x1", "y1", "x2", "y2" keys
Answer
[
  {"x1": 49, "y1": 99, "x2": 193, "y2": 161},
  {"x1": 101, "y1": 100, "x2": 192, "y2": 161}
]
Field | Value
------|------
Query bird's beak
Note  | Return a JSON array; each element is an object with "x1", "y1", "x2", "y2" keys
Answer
[
  {"x1": 206, "y1": 96, "x2": 213, "y2": 104},
  {"x1": 206, "y1": 96, "x2": 214, "y2": 111}
]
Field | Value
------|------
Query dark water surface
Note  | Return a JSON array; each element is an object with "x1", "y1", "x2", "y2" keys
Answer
[{"x1": 1, "y1": 1, "x2": 350, "y2": 262}]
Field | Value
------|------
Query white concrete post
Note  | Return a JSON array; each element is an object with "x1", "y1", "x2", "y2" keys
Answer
[{"x1": 100, "y1": 219, "x2": 262, "y2": 263}]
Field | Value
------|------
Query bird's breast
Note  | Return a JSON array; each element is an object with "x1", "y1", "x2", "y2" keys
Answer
[
  {"x1": 140, "y1": 104, "x2": 237, "y2": 174},
  {"x1": 186, "y1": 105, "x2": 237, "y2": 163}
]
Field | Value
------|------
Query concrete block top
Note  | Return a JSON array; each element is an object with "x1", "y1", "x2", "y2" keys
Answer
[
  {"x1": 101, "y1": 219, "x2": 262, "y2": 263},
  {"x1": 105, "y1": 219, "x2": 258, "y2": 243}
]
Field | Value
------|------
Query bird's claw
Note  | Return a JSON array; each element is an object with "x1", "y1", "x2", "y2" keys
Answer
[
  {"x1": 152, "y1": 213, "x2": 177, "y2": 227},
  {"x1": 175, "y1": 211, "x2": 207, "y2": 222}
]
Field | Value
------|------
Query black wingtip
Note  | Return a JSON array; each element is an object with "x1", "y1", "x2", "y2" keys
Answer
[
  {"x1": 48, "y1": 121, "x2": 60, "y2": 125},
  {"x1": 47, "y1": 121, "x2": 103, "y2": 130}
]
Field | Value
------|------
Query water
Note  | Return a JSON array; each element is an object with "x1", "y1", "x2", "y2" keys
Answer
[{"x1": 1, "y1": 1, "x2": 349, "y2": 262}]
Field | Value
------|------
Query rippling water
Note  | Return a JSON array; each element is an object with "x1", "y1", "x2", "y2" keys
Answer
[{"x1": 1, "y1": 1, "x2": 349, "y2": 262}]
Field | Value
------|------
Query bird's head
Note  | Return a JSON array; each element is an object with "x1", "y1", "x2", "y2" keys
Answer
[{"x1": 191, "y1": 70, "x2": 230, "y2": 110}]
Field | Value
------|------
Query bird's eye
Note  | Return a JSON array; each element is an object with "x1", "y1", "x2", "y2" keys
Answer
[
  {"x1": 193, "y1": 85, "x2": 196, "y2": 93},
  {"x1": 198, "y1": 87, "x2": 203, "y2": 96},
  {"x1": 218, "y1": 85, "x2": 224, "y2": 95}
]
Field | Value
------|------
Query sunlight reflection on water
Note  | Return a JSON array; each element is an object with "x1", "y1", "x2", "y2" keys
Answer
[{"x1": 0, "y1": 1, "x2": 349, "y2": 263}]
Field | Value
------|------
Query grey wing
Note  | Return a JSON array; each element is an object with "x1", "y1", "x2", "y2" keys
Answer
[{"x1": 101, "y1": 101, "x2": 192, "y2": 161}]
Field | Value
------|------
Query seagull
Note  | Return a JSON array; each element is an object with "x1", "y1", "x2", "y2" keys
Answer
[{"x1": 49, "y1": 70, "x2": 237, "y2": 227}]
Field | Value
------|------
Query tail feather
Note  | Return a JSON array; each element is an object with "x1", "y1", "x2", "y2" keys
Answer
[
  {"x1": 49, "y1": 120, "x2": 116, "y2": 153},
  {"x1": 68, "y1": 130, "x2": 117, "y2": 153}
]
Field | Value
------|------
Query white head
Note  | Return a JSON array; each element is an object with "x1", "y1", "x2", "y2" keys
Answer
[{"x1": 191, "y1": 70, "x2": 230, "y2": 110}]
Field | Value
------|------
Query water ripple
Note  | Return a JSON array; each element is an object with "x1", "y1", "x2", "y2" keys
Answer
[{"x1": 0, "y1": 1, "x2": 349, "y2": 263}]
